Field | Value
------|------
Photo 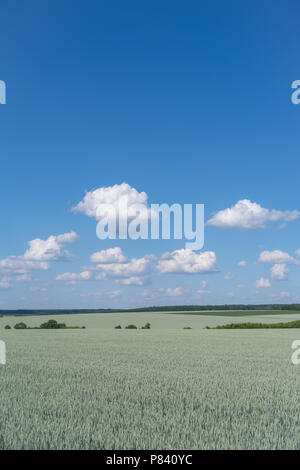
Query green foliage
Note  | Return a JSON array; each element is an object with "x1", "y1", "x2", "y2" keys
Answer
[
  {"x1": 183, "y1": 327, "x2": 192, "y2": 329},
  {"x1": 14, "y1": 322, "x2": 27, "y2": 329},
  {"x1": 39, "y1": 320, "x2": 84, "y2": 329},
  {"x1": 141, "y1": 322, "x2": 151, "y2": 329},
  {"x1": 40, "y1": 320, "x2": 67, "y2": 329},
  {"x1": 4, "y1": 325, "x2": 11, "y2": 330},
  {"x1": 0, "y1": 304, "x2": 297, "y2": 317},
  {"x1": 212, "y1": 320, "x2": 300, "y2": 329},
  {"x1": 283, "y1": 304, "x2": 300, "y2": 311},
  {"x1": 114, "y1": 325, "x2": 122, "y2": 329},
  {"x1": 125, "y1": 324, "x2": 137, "y2": 329}
]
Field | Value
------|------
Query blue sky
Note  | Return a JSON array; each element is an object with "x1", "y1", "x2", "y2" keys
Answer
[{"x1": 0, "y1": 0, "x2": 300, "y2": 309}]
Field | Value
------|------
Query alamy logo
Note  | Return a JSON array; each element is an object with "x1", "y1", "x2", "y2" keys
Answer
[
  {"x1": 0, "y1": 341, "x2": 6, "y2": 365},
  {"x1": 96, "y1": 200, "x2": 205, "y2": 251},
  {"x1": 0, "y1": 80, "x2": 6, "y2": 104},
  {"x1": 291, "y1": 340, "x2": 300, "y2": 365},
  {"x1": 291, "y1": 80, "x2": 300, "y2": 104}
]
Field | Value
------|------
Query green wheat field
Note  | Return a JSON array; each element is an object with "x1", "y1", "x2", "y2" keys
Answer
[{"x1": 0, "y1": 311, "x2": 300, "y2": 450}]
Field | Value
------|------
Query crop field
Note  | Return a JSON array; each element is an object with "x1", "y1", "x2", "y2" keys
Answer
[{"x1": 0, "y1": 312, "x2": 300, "y2": 450}]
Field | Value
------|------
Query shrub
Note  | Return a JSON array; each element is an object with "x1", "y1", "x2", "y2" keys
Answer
[
  {"x1": 125, "y1": 324, "x2": 137, "y2": 329},
  {"x1": 14, "y1": 322, "x2": 27, "y2": 329},
  {"x1": 40, "y1": 319, "x2": 66, "y2": 329},
  {"x1": 183, "y1": 327, "x2": 192, "y2": 329},
  {"x1": 210, "y1": 320, "x2": 300, "y2": 329},
  {"x1": 114, "y1": 325, "x2": 122, "y2": 329},
  {"x1": 4, "y1": 325, "x2": 11, "y2": 330},
  {"x1": 141, "y1": 322, "x2": 151, "y2": 329}
]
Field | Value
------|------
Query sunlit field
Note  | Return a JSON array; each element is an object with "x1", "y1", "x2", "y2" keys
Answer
[{"x1": 0, "y1": 312, "x2": 299, "y2": 450}]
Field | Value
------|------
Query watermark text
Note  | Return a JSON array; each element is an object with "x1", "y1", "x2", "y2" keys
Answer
[
  {"x1": 96, "y1": 201, "x2": 205, "y2": 251},
  {"x1": 0, "y1": 80, "x2": 6, "y2": 104}
]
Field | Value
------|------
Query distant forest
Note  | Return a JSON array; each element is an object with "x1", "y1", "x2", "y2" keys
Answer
[{"x1": 0, "y1": 304, "x2": 299, "y2": 316}]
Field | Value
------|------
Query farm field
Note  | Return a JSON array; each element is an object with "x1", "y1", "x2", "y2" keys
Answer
[
  {"x1": 2, "y1": 310, "x2": 300, "y2": 329},
  {"x1": 0, "y1": 312, "x2": 299, "y2": 450}
]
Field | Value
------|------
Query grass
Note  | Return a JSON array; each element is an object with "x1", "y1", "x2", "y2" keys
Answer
[{"x1": 0, "y1": 312, "x2": 299, "y2": 449}]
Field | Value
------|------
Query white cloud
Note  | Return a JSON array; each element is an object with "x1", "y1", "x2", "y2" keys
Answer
[
  {"x1": 0, "y1": 280, "x2": 10, "y2": 289},
  {"x1": 0, "y1": 257, "x2": 50, "y2": 274},
  {"x1": 162, "y1": 287, "x2": 186, "y2": 297},
  {"x1": 90, "y1": 247, "x2": 126, "y2": 264},
  {"x1": 157, "y1": 249, "x2": 218, "y2": 274},
  {"x1": 79, "y1": 270, "x2": 92, "y2": 280},
  {"x1": 255, "y1": 277, "x2": 271, "y2": 288},
  {"x1": 271, "y1": 291, "x2": 291, "y2": 299},
  {"x1": 278, "y1": 291, "x2": 290, "y2": 299},
  {"x1": 296, "y1": 249, "x2": 300, "y2": 256},
  {"x1": 258, "y1": 250, "x2": 299, "y2": 265},
  {"x1": 72, "y1": 182, "x2": 152, "y2": 222},
  {"x1": 56, "y1": 271, "x2": 92, "y2": 284},
  {"x1": 95, "y1": 256, "x2": 151, "y2": 279},
  {"x1": 207, "y1": 199, "x2": 300, "y2": 230},
  {"x1": 106, "y1": 290, "x2": 123, "y2": 299},
  {"x1": 79, "y1": 290, "x2": 123, "y2": 299},
  {"x1": 117, "y1": 276, "x2": 146, "y2": 286},
  {"x1": 201, "y1": 280, "x2": 208, "y2": 288},
  {"x1": 141, "y1": 289, "x2": 153, "y2": 299},
  {"x1": 224, "y1": 272, "x2": 234, "y2": 280},
  {"x1": 197, "y1": 288, "x2": 212, "y2": 296},
  {"x1": 238, "y1": 260, "x2": 247, "y2": 267},
  {"x1": 29, "y1": 287, "x2": 47, "y2": 292},
  {"x1": 23, "y1": 232, "x2": 78, "y2": 261},
  {"x1": 270, "y1": 264, "x2": 289, "y2": 280},
  {"x1": 0, "y1": 232, "x2": 78, "y2": 277},
  {"x1": 15, "y1": 273, "x2": 32, "y2": 282},
  {"x1": 55, "y1": 232, "x2": 78, "y2": 244}
]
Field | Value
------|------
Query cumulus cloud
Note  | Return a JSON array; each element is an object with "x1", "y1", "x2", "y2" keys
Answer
[
  {"x1": 72, "y1": 182, "x2": 153, "y2": 223},
  {"x1": 95, "y1": 256, "x2": 151, "y2": 279},
  {"x1": 258, "y1": 250, "x2": 299, "y2": 265},
  {"x1": 197, "y1": 288, "x2": 212, "y2": 296},
  {"x1": 116, "y1": 276, "x2": 146, "y2": 286},
  {"x1": 88, "y1": 248, "x2": 154, "y2": 286},
  {"x1": 29, "y1": 287, "x2": 47, "y2": 292},
  {"x1": 255, "y1": 277, "x2": 271, "y2": 288},
  {"x1": 0, "y1": 280, "x2": 10, "y2": 289},
  {"x1": 15, "y1": 273, "x2": 32, "y2": 282},
  {"x1": 224, "y1": 272, "x2": 234, "y2": 280},
  {"x1": 0, "y1": 257, "x2": 50, "y2": 274},
  {"x1": 275, "y1": 291, "x2": 290, "y2": 299},
  {"x1": 23, "y1": 232, "x2": 78, "y2": 261},
  {"x1": 162, "y1": 287, "x2": 187, "y2": 297},
  {"x1": 0, "y1": 232, "x2": 78, "y2": 276},
  {"x1": 106, "y1": 290, "x2": 123, "y2": 299},
  {"x1": 207, "y1": 200, "x2": 300, "y2": 230},
  {"x1": 90, "y1": 247, "x2": 126, "y2": 264},
  {"x1": 238, "y1": 260, "x2": 247, "y2": 267},
  {"x1": 56, "y1": 270, "x2": 92, "y2": 284},
  {"x1": 79, "y1": 290, "x2": 123, "y2": 299},
  {"x1": 270, "y1": 264, "x2": 289, "y2": 280},
  {"x1": 157, "y1": 249, "x2": 218, "y2": 274}
]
